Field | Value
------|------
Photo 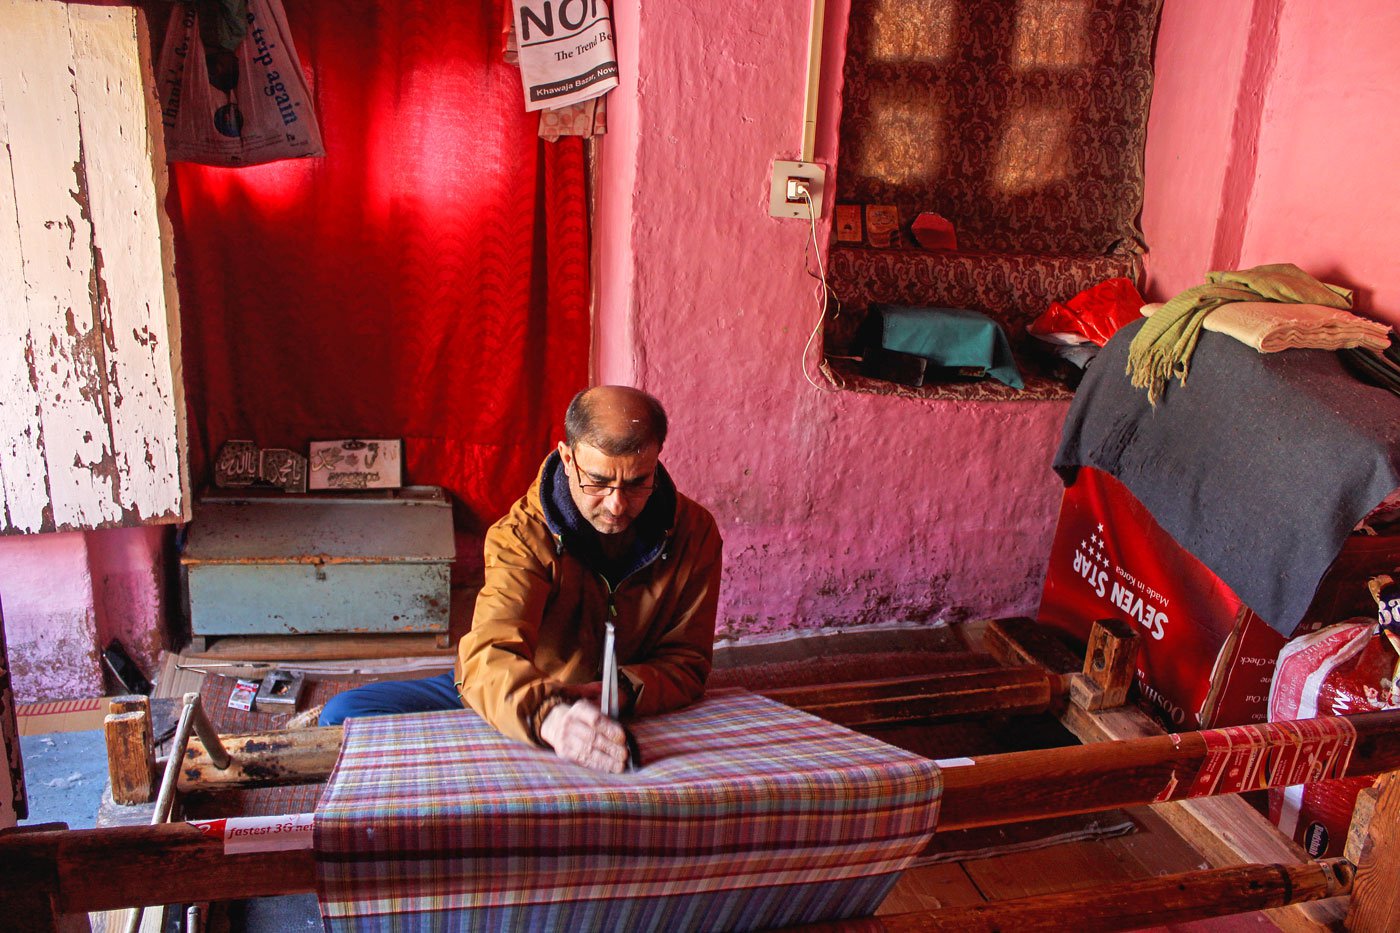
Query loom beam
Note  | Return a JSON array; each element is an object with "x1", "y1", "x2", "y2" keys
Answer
[{"x1": 8, "y1": 706, "x2": 1400, "y2": 918}]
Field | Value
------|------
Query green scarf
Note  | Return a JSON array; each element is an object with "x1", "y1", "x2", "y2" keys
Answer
[{"x1": 1126, "y1": 263, "x2": 1352, "y2": 403}]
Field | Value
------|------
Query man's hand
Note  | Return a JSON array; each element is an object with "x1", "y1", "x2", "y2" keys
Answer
[{"x1": 539, "y1": 699, "x2": 628, "y2": 773}]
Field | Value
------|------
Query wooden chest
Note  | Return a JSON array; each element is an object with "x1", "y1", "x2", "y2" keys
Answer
[{"x1": 181, "y1": 487, "x2": 454, "y2": 645}]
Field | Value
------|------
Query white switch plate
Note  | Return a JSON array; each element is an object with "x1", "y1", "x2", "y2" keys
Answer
[{"x1": 769, "y1": 160, "x2": 826, "y2": 220}]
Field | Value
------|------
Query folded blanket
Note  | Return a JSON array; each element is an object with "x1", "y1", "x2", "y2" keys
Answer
[
  {"x1": 875, "y1": 305, "x2": 1025, "y2": 389},
  {"x1": 1142, "y1": 301, "x2": 1390, "y2": 353},
  {"x1": 1127, "y1": 263, "x2": 1352, "y2": 402}
]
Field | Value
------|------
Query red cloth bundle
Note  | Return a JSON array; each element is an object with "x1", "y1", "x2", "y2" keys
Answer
[{"x1": 1030, "y1": 277, "x2": 1145, "y2": 346}]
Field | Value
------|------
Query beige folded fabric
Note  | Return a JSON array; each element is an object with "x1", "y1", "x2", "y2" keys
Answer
[{"x1": 1141, "y1": 301, "x2": 1390, "y2": 353}]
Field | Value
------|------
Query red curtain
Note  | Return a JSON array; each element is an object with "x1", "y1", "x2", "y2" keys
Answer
[{"x1": 170, "y1": 0, "x2": 590, "y2": 530}]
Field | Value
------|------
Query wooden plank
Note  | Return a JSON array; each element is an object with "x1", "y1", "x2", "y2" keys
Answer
[
  {"x1": 1344, "y1": 783, "x2": 1380, "y2": 866},
  {"x1": 762, "y1": 667, "x2": 1054, "y2": 727},
  {"x1": 0, "y1": 1, "x2": 61, "y2": 533},
  {"x1": 0, "y1": 0, "x2": 120, "y2": 531},
  {"x1": 0, "y1": 0, "x2": 184, "y2": 534},
  {"x1": 961, "y1": 838, "x2": 1137, "y2": 901},
  {"x1": 877, "y1": 863, "x2": 985, "y2": 914},
  {"x1": 842, "y1": 859, "x2": 1352, "y2": 933},
  {"x1": 0, "y1": 33, "x2": 46, "y2": 533},
  {"x1": 982, "y1": 618, "x2": 1081, "y2": 676},
  {"x1": 1346, "y1": 772, "x2": 1400, "y2": 932},
  {"x1": 152, "y1": 651, "x2": 204, "y2": 700},
  {"x1": 1106, "y1": 806, "x2": 1209, "y2": 877},
  {"x1": 178, "y1": 726, "x2": 343, "y2": 793},
  {"x1": 2, "y1": 823, "x2": 316, "y2": 912},
  {"x1": 186, "y1": 633, "x2": 456, "y2": 662},
  {"x1": 66, "y1": 3, "x2": 186, "y2": 524}
]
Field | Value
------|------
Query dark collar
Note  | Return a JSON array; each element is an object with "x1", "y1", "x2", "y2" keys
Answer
[{"x1": 539, "y1": 450, "x2": 676, "y2": 585}]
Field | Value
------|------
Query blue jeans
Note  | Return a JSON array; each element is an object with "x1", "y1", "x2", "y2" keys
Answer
[{"x1": 318, "y1": 671, "x2": 463, "y2": 726}]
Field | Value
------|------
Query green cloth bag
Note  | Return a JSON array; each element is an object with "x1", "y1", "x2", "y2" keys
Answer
[{"x1": 876, "y1": 306, "x2": 1025, "y2": 389}]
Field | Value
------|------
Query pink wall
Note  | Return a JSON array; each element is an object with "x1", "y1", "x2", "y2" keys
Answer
[
  {"x1": 17, "y1": 0, "x2": 1400, "y2": 694},
  {"x1": 0, "y1": 533, "x2": 102, "y2": 703},
  {"x1": 595, "y1": 1, "x2": 1072, "y2": 639},
  {"x1": 0, "y1": 525, "x2": 167, "y2": 702},
  {"x1": 1144, "y1": 0, "x2": 1400, "y2": 326},
  {"x1": 87, "y1": 525, "x2": 170, "y2": 683}
]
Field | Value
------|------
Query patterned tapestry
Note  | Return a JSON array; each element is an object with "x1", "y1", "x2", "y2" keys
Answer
[{"x1": 838, "y1": 0, "x2": 1164, "y2": 256}]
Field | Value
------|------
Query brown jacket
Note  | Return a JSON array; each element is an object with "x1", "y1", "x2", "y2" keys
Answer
[{"x1": 455, "y1": 454, "x2": 722, "y2": 746}]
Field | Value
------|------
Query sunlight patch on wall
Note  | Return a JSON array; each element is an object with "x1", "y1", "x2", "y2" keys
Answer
[
  {"x1": 1012, "y1": 0, "x2": 1093, "y2": 69},
  {"x1": 853, "y1": 93, "x2": 946, "y2": 187},
  {"x1": 868, "y1": 0, "x2": 955, "y2": 63},
  {"x1": 994, "y1": 105, "x2": 1072, "y2": 194}
]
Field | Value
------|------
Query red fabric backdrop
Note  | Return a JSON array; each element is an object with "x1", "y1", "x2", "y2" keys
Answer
[{"x1": 169, "y1": 0, "x2": 589, "y2": 530}]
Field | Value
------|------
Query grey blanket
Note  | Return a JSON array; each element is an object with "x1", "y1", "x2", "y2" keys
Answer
[{"x1": 1054, "y1": 318, "x2": 1400, "y2": 635}]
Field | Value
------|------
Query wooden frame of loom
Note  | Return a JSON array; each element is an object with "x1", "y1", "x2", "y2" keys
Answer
[{"x1": 6, "y1": 619, "x2": 1400, "y2": 932}]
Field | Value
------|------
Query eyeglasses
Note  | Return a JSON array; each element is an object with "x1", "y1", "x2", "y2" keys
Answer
[{"x1": 569, "y1": 455, "x2": 655, "y2": 499}]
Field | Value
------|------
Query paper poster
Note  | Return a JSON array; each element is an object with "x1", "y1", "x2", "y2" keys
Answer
[{"x1": 511, "y1": 0, "x2": 618, "y2": 112}]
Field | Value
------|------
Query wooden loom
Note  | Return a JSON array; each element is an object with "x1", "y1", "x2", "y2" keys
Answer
[{"x1": 5, "y1": 620, "x2": 1400, "y2": 932}]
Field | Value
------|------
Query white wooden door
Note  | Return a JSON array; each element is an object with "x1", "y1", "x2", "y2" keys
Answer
[{"x1": 0, "y1": 0, "x2": 188, "y2": 535}]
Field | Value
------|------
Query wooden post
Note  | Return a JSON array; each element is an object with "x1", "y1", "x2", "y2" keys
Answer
[
  {"x1": 1070, "y1": 618, "x2": 1139, "y2": 711},
  {"x1": 179, "y1": 726, "x2": 344, "y2": 793},
  {"x1": 104, "y1": 696, "x2": 154, "y2": 805},
  {"x1": 184, "y1": 692, "x2": 230, "y2": 770},
  {"x1": 1345, "y1": 782, "x2": 1382, "y2": 866},
  {"x1": 1345, "y1": 772, "x2": 1400, "y2": 932},
  {"x1": 0, "y1": 824, "x2": 92, "y2": 932}
]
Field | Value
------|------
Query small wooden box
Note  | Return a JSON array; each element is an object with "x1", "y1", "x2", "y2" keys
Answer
[{"x1": 182, "y1": 487, "x2": 454, "y2": 642}]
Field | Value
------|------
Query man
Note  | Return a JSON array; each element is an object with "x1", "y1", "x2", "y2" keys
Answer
[{"x1": 318, "y1": 386, "x2": 722, "y2": 773}]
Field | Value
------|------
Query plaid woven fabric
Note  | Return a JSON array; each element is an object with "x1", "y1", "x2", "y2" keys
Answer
[{"x1": 314, "y1": 688, "x2": 941, "y2": 931}]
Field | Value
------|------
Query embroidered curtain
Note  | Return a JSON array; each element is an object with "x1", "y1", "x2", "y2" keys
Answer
[
  {"x1": 170, "y1": 0, "x2": 589, "y2": 528},
  {"x1": 838, "y1": 0, "x2": 1163, "y2": 256}
]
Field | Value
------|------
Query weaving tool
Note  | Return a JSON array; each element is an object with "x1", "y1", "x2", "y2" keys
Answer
[{"x1": 600, "y1": 620, "x2": 618, "y2": 718}]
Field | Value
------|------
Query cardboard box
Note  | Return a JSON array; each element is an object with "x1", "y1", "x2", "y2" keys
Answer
[{"x1": 1037, "y1": 468, "x2": 1391, "y2": 728}]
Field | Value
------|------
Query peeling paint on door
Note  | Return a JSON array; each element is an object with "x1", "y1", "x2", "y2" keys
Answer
[{"x1": 0, "y1": 1, "x2": 188, "y2": 535}]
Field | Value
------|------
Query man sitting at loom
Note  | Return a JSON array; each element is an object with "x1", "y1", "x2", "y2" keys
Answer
[{"x1": 319, "y1": 386, "x2": 723, "y2": 773}]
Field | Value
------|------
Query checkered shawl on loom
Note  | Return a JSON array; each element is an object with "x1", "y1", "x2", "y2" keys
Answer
[{"x1": 314, "y1": 689, "x2": 942, "y2": 931}]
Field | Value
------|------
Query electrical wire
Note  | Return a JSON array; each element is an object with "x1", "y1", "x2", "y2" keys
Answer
[{"x1": 797, "y1": 186, "x2": 836, "y2": 391}]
